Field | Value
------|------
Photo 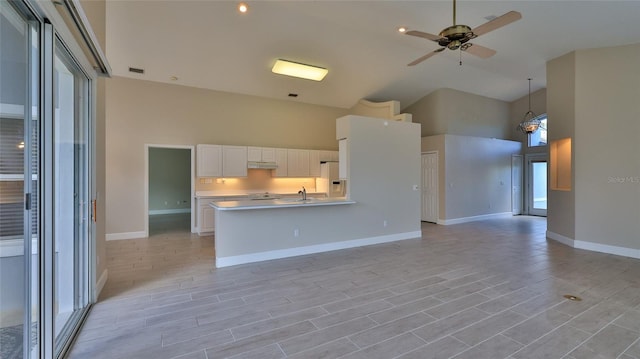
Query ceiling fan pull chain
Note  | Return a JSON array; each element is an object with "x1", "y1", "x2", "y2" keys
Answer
[{"x1": 459, "y1": 49, "x2": 462, "y2": 66}]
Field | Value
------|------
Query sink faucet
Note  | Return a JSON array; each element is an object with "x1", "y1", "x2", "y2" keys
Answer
[{"x1": 298, "y1": 186, "x2": 307, "y2": 200}]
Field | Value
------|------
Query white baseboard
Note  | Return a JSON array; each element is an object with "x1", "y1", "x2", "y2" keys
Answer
[
  {"x1": 547, "y1": 231, "x2": 640, "y2": 259},
  {"x1": 574, "y1": 240, "x2": 640, "y2": 260},
  {"x1": 216, "y1": 231, "x2": 422, "y2": 268},
  {"x1": 95, "y1": 269, "x2": 108, "y2": 299},
  {"x1": 438, "y1": 212, "x2": 513, "y2": 225},
  {"x1": 149, "y1": 208, "x2": 191, "y2": 215},
  {"x1": 106, "y1": 231, "x2": 146, "y2": 241},
  {"x1": 546, "y1": 231, "x2": 575, "y2": 246}
]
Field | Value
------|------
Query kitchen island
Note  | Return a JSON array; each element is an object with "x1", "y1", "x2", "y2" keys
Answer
[
  {"x1": 211, "y1": 115, "x2": 422, "y2": 268},
  {"x1": 211, "y1": 197, "x2": 361, "y2": 267}
]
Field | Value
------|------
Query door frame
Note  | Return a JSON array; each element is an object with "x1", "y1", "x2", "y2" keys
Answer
[
  {"x1": 525, "y1": 153, "x2": 548, "y2": 216},
  {"x1": 511, "y1": 155, "x2": 523, "y2": 215},
  {"x1": 420, "y1": 151, "x2": 439, "y2": 223},
  {"x1": 144, "y1": 144, "x2": 196, "y2": 237}
]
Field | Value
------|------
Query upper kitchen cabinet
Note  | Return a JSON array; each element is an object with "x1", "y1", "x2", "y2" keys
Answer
[
  {"x1": 222, "y1": 145, "x2": 248, "y2": 177},
  {"x1": 197, "y1": 144, "x2": 222, "y2": 177},
  {"x1": 319, "y1": 150, "x2": 339, "y2": 162},
  {"x1": 247, "y1": 146, "x2": 262, "y2": 162},
  {"x1": 273, "y1": 148, "x2": 288, "y2": 177},
  {"x1": 309, "y1": 150, "x2": 321, "y2": 177},
  {"x1": 287, "y1": 149, "x2": 310, "y2": 177},
  {"x1": 247, "y1": 146, "x2": 276, "y2": 162}
]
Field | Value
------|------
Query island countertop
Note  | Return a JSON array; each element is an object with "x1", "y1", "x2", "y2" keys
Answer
[{"x1": 210, "y1": 197, "x2": 356, "y2": 211}]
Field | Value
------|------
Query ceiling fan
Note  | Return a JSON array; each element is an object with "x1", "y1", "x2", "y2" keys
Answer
[{"x1": 406, "y1": 0, "x2": 521, "y2": 66}]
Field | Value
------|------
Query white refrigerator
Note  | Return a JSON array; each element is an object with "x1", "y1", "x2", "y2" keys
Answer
[{"x1": 316, "y1": 161, "x2": 346, "y2": 197}]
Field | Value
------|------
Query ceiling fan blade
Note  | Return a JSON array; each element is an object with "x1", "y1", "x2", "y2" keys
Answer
[
  {"x1": 408, "y1": 48, "x2": 445, "y2": 66},
  {"x1": 472, "y1": 10, "x2": 522, "y2": 37},
  {"x1": 406, "y1": 30, "x2": 444, "y2": 42},
  {"x1": 462, "y1": 43, "x2": 496, "y2": 58}
]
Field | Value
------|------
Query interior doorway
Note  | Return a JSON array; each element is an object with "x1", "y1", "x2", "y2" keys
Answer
[
  {"x1": 421, "y1": 152, "x2": 438, "y2": 223},
  {"x1": 144, "y1": 145, "x2": 195, "y2": 237},
  {"x1": 526, "y1": 154, "x2": 547, "y2": 217}
]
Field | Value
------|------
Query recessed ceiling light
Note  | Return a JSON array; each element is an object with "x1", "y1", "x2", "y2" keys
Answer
[
  {"x1": 238, "y1": 3, "x2": 248, "y2": 13},
  {"x1": 398, "y1": 27, "x2": 407, "y2": 33},
  {"x1": 272, "y1": 59, "x2": 328, "y2": 81}
]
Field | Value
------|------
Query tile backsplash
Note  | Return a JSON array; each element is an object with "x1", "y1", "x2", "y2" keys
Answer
[{"x1": 196, "y1": 169, "x2": 316, "y2": 193}]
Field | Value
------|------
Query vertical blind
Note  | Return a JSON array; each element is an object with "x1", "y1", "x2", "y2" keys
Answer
[{"x1": 0, "y1": 117, "x2": 38, "y2": 238}]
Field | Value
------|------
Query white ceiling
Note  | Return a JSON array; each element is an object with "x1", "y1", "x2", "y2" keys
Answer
[{"x1": 105, "y1": 1, "x2": 640, "y2": 109}]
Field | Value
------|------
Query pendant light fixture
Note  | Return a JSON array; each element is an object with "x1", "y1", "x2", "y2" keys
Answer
[{"x1": 518, "y1": 78, "x2": 542, "y2": 134}]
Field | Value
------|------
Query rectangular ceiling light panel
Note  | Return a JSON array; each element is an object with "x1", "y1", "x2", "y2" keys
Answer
[{"x1": 272, "y1": 59, "x2": 328, "y2": 81}]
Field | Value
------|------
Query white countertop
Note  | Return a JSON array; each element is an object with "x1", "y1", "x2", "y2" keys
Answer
[
  {"x1": 210, "y1": 197, "x2": 355, "y2": 211},
  {"x1": 195, "y1": 190, "x2": 326, "y2": 198}
]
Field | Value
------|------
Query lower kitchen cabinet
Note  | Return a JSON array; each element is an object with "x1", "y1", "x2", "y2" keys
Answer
[{"x1": 197, "y1": 197, "x2": 220, "y2": 235}]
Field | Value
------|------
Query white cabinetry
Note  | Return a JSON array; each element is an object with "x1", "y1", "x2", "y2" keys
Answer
[
  {"x1": 222, "y1": 145, "x2": 247, "y2": 177},
  {"x1": 309, "y1": 150, "x2": 321, "y2": 177},
  {"x1": 247, "y1": 147, "x2": 262, "y2": 162},
  {"x1": 247, "y1": 146, "x2": 276, "y2": 162},
  {"x1": 197, "y1": 197, "x2": 218, "y2": 235},
  {"x1": 197, "y1": 144, "x2": 222, "y2": 177},
  {"x1": 261, "y1": 148, "x2": 276, "y2": 162},
  {"x1": 273, "y1": 148, "x2": 288, "y2": 177},
  {"x1": 287, "y1": 149, "x2": 310, "y2": 177}
]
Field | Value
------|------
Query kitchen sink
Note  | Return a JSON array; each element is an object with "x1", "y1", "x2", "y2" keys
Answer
[{"x1": 278, "y1": 198, "x2": 319, "y2": 203}]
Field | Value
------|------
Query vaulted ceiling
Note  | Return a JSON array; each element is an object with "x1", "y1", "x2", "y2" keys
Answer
[{"x1": 105, "y1": 1, "x2": 640, "y2": 109}]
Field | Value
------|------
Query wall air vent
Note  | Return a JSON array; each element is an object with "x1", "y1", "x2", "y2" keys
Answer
[{"x1": 128, "y1": 67, "x2": 144, "y2": 74}]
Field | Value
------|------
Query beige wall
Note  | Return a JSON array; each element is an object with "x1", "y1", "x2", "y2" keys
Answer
[
  {"x1": 105, "y1": 77, "x2": 348, "y2": 236},
  {"x1": 574, "y1": 44, "x2": 640, "y2": 250},
  {"x1": 405, "y1": 88, "x2": 511, "y2": 139},
  {"x1": 405, "y1": 91, "x2": 444, "y2": 136},
  {"x1": 547, "y1": 44, "x2": 640, "y2": 254},
  {"x1": 546, "y1": 52, "x2": 576, "y2": 241},
  {"x1": 422, "y1": 135, "x2": 521, "y2": 223}
]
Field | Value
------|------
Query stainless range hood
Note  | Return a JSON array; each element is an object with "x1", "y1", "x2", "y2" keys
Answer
[{"x1": 247, "y1": 161, "x2": 278, "y2": 169}]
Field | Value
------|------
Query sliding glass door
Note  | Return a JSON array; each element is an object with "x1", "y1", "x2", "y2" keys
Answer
[
  {"x1": 0, "y1": 2, "x2": 40, "y2": 357},
  {"x1": 52, "y1": 39, "x2": 91, "y2": 356},
  {"x1": 0, "y1": 1, "x2": 94, "y2": 357}
]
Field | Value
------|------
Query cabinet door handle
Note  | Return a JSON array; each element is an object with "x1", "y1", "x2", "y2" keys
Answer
[{"x1": 92, "y1": 199, "x2": 97, "y2": 223}]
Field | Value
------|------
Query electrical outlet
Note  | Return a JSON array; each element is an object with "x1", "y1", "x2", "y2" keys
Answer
[
  {"x1": 294, "y1": 228, "x2": 299, "y2": 237},
  {"x1": 383, "y1": 220, "x2": 388, "y2": 227},
  {"x1": 164, "y1": 201, "x2": 168, "y2": 205}
]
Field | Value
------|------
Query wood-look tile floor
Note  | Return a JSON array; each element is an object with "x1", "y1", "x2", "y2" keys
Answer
[{"x1": 67, "y1": 216, "x2": 640, "y2": 359}]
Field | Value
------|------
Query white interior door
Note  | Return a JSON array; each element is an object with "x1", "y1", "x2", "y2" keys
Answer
[
  {"x1": 421, "y1": 152, "x2": 438, "y2": 223},
  {"x1": 511, "y1": 155, "x2": 523, "y2": 215}
]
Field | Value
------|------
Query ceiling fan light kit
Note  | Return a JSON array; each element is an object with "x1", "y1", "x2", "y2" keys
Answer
[{"x1": 405, "y1": 0, "x2": 521, "y2": 66}]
